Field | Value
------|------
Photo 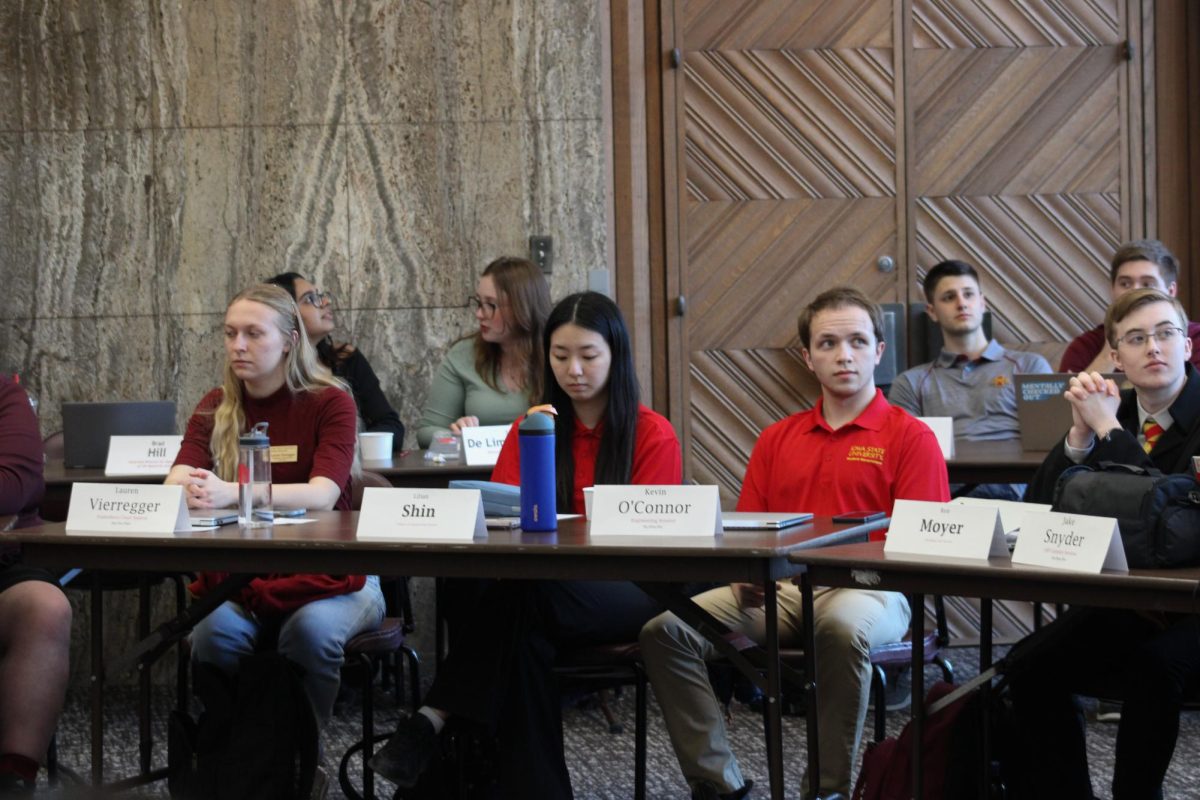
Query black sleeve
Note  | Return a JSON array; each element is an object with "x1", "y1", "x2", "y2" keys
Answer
[
  {"x1": 337, "y1": 349, "x2": 406, "y2": 449},
  {"x1": 1025, "y1": 428, "x2": 1149, "y2": 505}
]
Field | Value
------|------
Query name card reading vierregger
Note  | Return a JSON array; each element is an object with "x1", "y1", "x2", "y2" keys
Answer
[
  {"x1": 104, "y1": 435, "x2": 183, "y2": 476},
  {"x1": 356, "y1": 487, "x2": 486, "y2": 541},
  {"x1": 1011, "y1": 510, "x2": 1127, "y2": 573},
  {"x1": 589, "y1": 485, "x2": 721, "y2": 536},
  {"x1": 461, "y1": 424, "x2": 513, "y2": 467},
  {"x1": 884, "y1": 499, "x2": 1007, "y2": 560},
  {"x1": 66, "y1": 483, "x2": 190, "y2": 535}
]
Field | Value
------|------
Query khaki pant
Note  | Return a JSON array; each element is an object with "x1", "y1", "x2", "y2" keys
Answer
[{"x1": 639, "y1": 584, "x2": 910, "y2": 796}]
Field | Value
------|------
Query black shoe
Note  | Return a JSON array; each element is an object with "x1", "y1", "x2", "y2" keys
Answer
[
  {"x1": 691, "y1": 779, "x2": 754, "y2": 799},
  {"x1": 0, "y1": 774, "x2": 33, "y2": 796},
  {"x1": 369, "y1": 713, "x2": 440, "y2": 788}
]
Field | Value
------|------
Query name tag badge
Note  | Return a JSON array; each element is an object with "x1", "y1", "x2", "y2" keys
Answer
[
  {"x1": 104, "y1": 435, "x2": 183, "y2": 476},
  {"x1": 356, "y1": 488, "x2": 486, "y2": 541},
  {"x1": 461, "y1": 424, "x2": 513, "y2": 467},
  {"x1": 885, "y1": 499, "x2": 1007, "y2": 560},
  {"x1": 66, "y1": 483, "x2": 190, "y2": 535},
  {"x1": 1012, "y1": 510, "x2": 1127, "y2": 573},
  {"x1": 588, "y1": 485, "x2": 721, "y2": 537},
  {"x1": 269, "y1": 445, "x2": 299, "y2": 464}
]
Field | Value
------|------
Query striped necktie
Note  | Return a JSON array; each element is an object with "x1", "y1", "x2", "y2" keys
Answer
[{"x1": 1142, "y1": 417, "x2": 1164, "y2": 454}]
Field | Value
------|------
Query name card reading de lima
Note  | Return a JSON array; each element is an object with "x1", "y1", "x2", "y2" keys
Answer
[
  {"x1": 66, "y1": 483, "x2": 190, "y2": 535},
  {"x1": 885, "y1": 499, "x2": 1007, "y2": 560},
  {"x1": 356, "y1": 487, "x2": 486, "y2": 541},
  {"x1": 589, "y1": 485, "x2": 721, "y2": 536},
  {"x1": 461, "y1": 424, "x2": 513, "y2": 467},
  {"x1": 1011, "y1": 510, "x2": 1126, "y2": 574},
  {"x1": 104, "y1": 435, "x2": 184, "y2": 476}
]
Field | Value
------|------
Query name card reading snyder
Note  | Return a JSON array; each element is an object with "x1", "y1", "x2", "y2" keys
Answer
[
  {"x1": 66, "y1": 483, "x2": 190, "y2": 535},
  {"x1": 884, "y1": 499, "x2": 1007, "y2": 560},
  {"x1": 589, "y1": 485, "x2": 721, "y2": 536},
  {"x1": 461, "y1": 424, "x2": 513, "y2": 467},
  {"x1": 104, "y1": 435, "x2": 183, "y2": 476},
  {"x1": 356, "y1": 487, "x2": 486, "y2": 541},
  {"x1": 1012, "y1": 510, "x2": 1127, "y2": 573}
]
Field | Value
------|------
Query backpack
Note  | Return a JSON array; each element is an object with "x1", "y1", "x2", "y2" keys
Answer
[
  {"x1": 168, "y1": 652, "x2": 319, "y2": 800},
  {"x1": 1052, "y1": 462, "x2": 1200, "y2": 568}
]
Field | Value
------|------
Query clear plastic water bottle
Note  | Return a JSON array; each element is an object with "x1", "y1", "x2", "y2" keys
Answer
[
  {"x1": 237, "y1": 422, "x2": 273, "y2": 527},
  {"x1": 518, "y1": 412, "x2": 556, "y2": 531}
]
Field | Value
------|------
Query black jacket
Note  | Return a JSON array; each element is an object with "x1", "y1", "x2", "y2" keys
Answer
[{"x1": 334, "y1": 349, "x2": 406, "y2": 449}]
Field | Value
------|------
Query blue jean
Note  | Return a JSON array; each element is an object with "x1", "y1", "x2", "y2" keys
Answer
[{"x1": 190, "y1": 575, "x2": 385, "y2": 725}]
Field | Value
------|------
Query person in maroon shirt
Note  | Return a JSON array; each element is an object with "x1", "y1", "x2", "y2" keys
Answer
[
  {"x1": 0, "y1": 377, "x2": 71, "y2": 794},
  {"x1": 640, "y1": 287, "x2": 950, "y2": 799},
  {"x1": 371, "y1": 292, "x2": 682, "y2": 798},
  {"x1": 167, "y1": 284, "x2": 383, "y2": 727}
]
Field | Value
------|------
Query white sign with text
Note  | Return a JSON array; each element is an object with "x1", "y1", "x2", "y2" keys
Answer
[
  {"x1": 66, "y1": 483, "x2": 190, "y2": 535},
  {"x1": 884, "y1": 499, "x2": 1007, "y2": 560},
  {"x1": 588, "y1": 485, "x2": 722, "y2": 537},
  {"x1": 356, "y1": 487, "x2": 486, "y2": 541},
  {"x1": 461, "y1": 424, "x2": 513, "y2": 467},
  {"x1": 104, "y1": 435, "x2": 183, "y2": 476},
  {"x1": 1011, "y1": 510, "x2": 1127, "y2": 573}
]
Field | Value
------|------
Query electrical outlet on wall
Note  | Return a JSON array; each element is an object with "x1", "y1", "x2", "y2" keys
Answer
[{"x1": 530, "y1": 236, "x2": 553, "y2": 274}]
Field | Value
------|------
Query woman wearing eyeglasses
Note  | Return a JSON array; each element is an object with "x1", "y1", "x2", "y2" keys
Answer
[
  {"x1": 267, "y1": 272, "x2": 405, "y2": 451},
  {"x1": 415, "y1": 256, "x2": 552, "y2": 447}
]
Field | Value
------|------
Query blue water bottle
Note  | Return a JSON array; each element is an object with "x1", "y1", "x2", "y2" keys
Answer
[{"x1": 519, "y1": 412, "x2": 557, "y2": 531}]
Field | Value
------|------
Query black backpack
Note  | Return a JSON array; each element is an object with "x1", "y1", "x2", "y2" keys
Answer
[{"x1": 168, "y1": 652, "x2": 319, "y2": 800}]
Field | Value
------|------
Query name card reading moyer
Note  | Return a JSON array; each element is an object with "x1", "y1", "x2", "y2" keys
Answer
[
  {"x1": 356, "y1": 487, "x2": 486, "y2": 541},
  {"x1": 104, "y1": 435, "x2": 183, "y2": 476},
  {"x1": 461, "y1": 424, "x2": 513, "y2": 467},
  {"x1": 885, "y1": 499, "x2": 1008, "y2": 560},
  {"x1": 589, "y1": 485, "x2": 721, "y2": 537},
  {"x1": 66, "y1": 483, "x2": 190, "y2": 535},
  {"x1": 1011, "y1": 510, "x2": 1127, "y2": 574}
]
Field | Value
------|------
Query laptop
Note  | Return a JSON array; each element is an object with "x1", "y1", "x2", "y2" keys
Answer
[
  {"x1": 62, "y1": 401, "x2": 177, "y2": 468},
  {"x1": 722, "y1": 511, "x2": 813, "y2": 530},
  {"x1": 1015, "y1": 374, "x2": 1123, "y2": 452},
  {"x1": 447, "y1": 480, "x2": 521, "y2": 517}
]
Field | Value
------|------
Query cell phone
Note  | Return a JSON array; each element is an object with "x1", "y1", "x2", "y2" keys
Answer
[
  {"x1": 832, "y1": 510, "x2": 886, "y2": 524},
  {"x1": 275, "y1": 508, "x2": 307, "y2": 518}
]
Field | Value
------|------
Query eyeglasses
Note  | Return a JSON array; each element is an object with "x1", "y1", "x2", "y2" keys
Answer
[
  {"x1": 468, "y1": 296, "x2": 501, "y2": 318},
  {"x1": 1116, "y1": 326, "x2": 1185, "y2": 349},
  {"x1": 298, "y1": 290, "x2": 333, "y2": 308}
]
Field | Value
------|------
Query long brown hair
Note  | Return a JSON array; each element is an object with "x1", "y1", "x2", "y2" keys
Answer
[{"x1": 472, "y1": 256, "x2": 551, "y2": 402}]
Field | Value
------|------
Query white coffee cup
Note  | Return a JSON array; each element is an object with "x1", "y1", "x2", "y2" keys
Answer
[
  {"x1": 359, "y1": 432, "x2": 394, "y2": 461},
  {"x1": 583, "y1": 486, "x2": 594, "y2": 519}
]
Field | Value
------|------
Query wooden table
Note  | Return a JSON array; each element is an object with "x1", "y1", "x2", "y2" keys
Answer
[
  {"x1": 946, "y1": 439, "x2": 1048, "y2": 485},
  {"x1": 6, "y1": 513, "x2": 886, "y2": 798}
]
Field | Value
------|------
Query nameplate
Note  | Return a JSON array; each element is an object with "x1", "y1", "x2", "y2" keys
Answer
[
  {"x1": 917, "y1": 417, "x2": 955, "y2": 459},
  {"x1": 884, "y1": 499, "x2": 1007, "y2": 560},
  {"x1": 356, "y1": 488, "x2": 486, "y2": 541},
  {"x1": 1011, "y1": 510, "x2": 1127, "y2": 573},
  {"x1": 461, "y1": 424, "x2": 512, "y2": 467},
  {"x1": 103, "y1": 436, "x2": 183, "y2": 476},
  {"x1": 951, "y1": 497, "x2": 1051, "y2": 534},
  {"x1": 589, "y1": 485, "x2": 721, "y2": 537},
  {"x1": 66, "y1": 483, "x2": 190, "y2": 535},
  {"x1": 270, "y1": 445, "x2": 299, "y2": 464}
]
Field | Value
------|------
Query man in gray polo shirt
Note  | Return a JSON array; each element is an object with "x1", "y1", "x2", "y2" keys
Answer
[{"x1": 889, "y1": 259, "x2": 1051, "y2": 499}]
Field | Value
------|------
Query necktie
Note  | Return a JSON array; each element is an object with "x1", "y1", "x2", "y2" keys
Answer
[{"x1": 1142, "y1": 417, "x2": 1164, "y2": 454}]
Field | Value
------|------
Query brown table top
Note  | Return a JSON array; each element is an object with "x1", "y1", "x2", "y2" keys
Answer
[{"x1": 945, "y1": 438, "x2": 1048, "y2": 484}]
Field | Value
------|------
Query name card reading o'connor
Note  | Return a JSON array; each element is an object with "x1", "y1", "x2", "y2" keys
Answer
[
  {"x1": 66, "y1": 483, "x2": 190, "y2": 535},
  {"x1": 884, "y1": 499, "x2": 1007, "y2": 560},
  {"x1": 104, "y1": 435, "x2": 183, "y2": 476},
  {"x1": 461, "y1": 424, "x2": 513, "y2": 466},
  {"x1": 356, "y1": 487, "x2": 486, "y2": 541},
  {"x1": 589, "y1": 485, "x2": 721, "y2": 536},
  {"x1": 1011, "y1": 510, "x2": 1126, "y2": 574}
]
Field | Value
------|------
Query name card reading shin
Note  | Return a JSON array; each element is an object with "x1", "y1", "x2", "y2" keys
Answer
[
  {"x1": 104, "y1": 435, "x2": 183, "y2": 476},
  {"x1": 1011, "y1": 510, "x2": 1127, "y2": 573},
  {"x1": 66, "y1": 483, "x2": 190, "y2": 535},
  {"x1": 588, "y1": 485, "x2": 721, "y2": 537},
  {"x1": 356, "y1": 488, "x2": 486, "y2": 541},
  {"x1": 884, "y1": 499, "x2": 1008, "y2": 560},
  {"x1": 461, "y1": 424, "x2": 513, "y2": 467}
]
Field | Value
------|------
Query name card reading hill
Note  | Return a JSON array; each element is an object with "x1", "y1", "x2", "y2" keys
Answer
[
  {"x1": 885, "y1": 499, "x2": 1007, "y2": 560},
  {"x1": 1012, "y1": 510, "x2": 1127, "y2": 574},
  {"x1": 589, "y1": 485, "x2": 721, "y2": 537},
  {"x1": 66, "y1": 483, "x2": 190, "y2": 535},
  {"x1": 461, "y1": 424, "x2": 513, "y2": 467},
  {"x1": 104, "y1": 435, "x2": 183, "y2": 476},
  {"x1": 356, "y1": 487, "x2": 486, "y2": 541}
]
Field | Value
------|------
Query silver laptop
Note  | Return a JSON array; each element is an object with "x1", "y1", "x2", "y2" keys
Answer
[
  {"x1": 722, "y1": 511, "x2": 813, "y2": 530},
  {"x1": 61, "y1": 401, "x2": 177, "y2": 468}
]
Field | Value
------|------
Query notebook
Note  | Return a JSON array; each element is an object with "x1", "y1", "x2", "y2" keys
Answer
[
  {"x1": 61, "y1": 401, "x2": 177, "y2": 468},
  {"x1": 722, "y1": 511, "x2": 813, "y2": 530}
]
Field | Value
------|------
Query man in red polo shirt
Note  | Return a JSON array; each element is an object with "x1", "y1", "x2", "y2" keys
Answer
[{"x1": 640, "y1": 287, "x2": 949, "y2": 799}]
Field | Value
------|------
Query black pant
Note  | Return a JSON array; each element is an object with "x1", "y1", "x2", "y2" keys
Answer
[
  {"x1": 426, "y1": 580, "x2": 661, "y2": 799},
  {"x1": 1009, "y1": 608, "x2": 1200, "y2": 799}
]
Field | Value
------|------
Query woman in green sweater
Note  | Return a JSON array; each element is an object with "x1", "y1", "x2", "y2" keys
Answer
[{"x1": 416, "y1": 257, "x2": 552, "y2": 447}]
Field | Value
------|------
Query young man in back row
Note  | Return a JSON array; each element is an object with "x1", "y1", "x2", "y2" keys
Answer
[{"x1": 639, "y1": 287, "x2": 949, "y2": 799}]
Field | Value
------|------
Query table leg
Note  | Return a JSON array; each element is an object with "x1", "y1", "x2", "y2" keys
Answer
[
  {"x1": 138, "y1": 576, "x2": 152, "y2": 775},
  {"x1": 763, "y1": 578, "x2": 784, "y2": 800},
  {"x1": 980, "y1": 597, "x2": 993, "y2": 798},
  {"x1": 910, "y1": 593, "x2": 925, "y2": 800},
  {"x1": 90, "y1": 574, "x2": 103, "y2": 786},
  {"x1": 799, "y1": 571, "x2": 820, "y2": 800}
]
